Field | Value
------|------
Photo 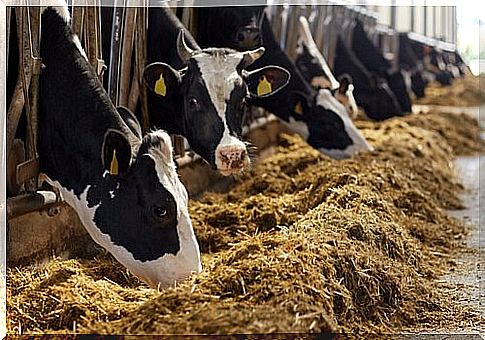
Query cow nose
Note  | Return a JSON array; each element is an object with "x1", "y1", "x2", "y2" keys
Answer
[
  {"x1": 217, "y1": 146, "x2": 248, "y2": 174},
  {"x1": 236, "y1": 27, "x2": 261, "y2": 47}
]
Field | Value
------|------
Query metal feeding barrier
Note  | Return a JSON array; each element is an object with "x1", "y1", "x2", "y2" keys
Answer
[{"x1": 5, "y1": 2, "x2": 458, "y2": 218}]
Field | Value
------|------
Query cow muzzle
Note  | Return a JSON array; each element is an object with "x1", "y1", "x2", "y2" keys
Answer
[{"x1": 215, "y1": 144, "x2": 250, "y2": 176}]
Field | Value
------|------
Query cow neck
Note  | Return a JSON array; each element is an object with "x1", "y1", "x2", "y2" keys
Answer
[
  {"x1": 248, "y1": 15, "x2": 316, "y2": 121},
  {"x1": 351, "y1": 21, "x2": 391, "y2": 74},
  {"x1": 39, "y1": 8, "x2": 137, "y2": 197},
  {"x1": 333, "y1": 35, "x2": 373, "y2": 91}
]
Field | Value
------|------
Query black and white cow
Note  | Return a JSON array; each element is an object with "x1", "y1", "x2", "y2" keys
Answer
[
  {"x1": 38, "y1": 3, "x2": 201, "y2": 288},
  {"x1": 350, "y1": 20, "x2": 412, "y2": 113},
  {"x1": 100, "y1": 7, "x2": 289, "y2": 176},
  {"x1": 398, "y1": 33, "x2": 428, "y2": 98},
  {"x1": 295, "y1": 16, "x2": 359, "y2": 119},
  {"x1": 409, "y1": 39, "x2": 453, "y2": 86},
  {"x1": 333, "y1": 34, "x2": 403, "y2": 121},
  {"x1": 143, "y1": 7, "x2": 290, "y2": 176},
  {"x1": 197, "y1": 9, "x2": 372, "y2": 159}
]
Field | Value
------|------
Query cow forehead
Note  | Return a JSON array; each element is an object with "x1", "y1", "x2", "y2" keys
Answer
[
  {"x1": 192, "y1": 52, "x2": 245, "y2": 116},
  {"x1": 316, "y1": 89, "x2": 348, "y2": 118}
]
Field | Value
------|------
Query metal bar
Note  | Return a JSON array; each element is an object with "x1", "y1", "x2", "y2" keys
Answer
[
  {"x1": 108, "y1": 3, "x2": 125, "y2": 105},
  {"x1": 6, "y1": 8, "x2": 32, "y2": 180},
  {"x1": 84, "y1": 6, "x2": 98, "y2": 70},
  {"x1": 7, "y1": 191, "x2": 59, "y2": 219},
  {"x1": 137, "y1": 3, "x2": 149, "y2": 133},
  {"x1": 118, "y1": 7, "x2": 136, "y2": 107},
  {"x1": 423, "y1": 4, "x2": 427, "y2": 36},
  {"x1": 25, "y1": 7, "x2": 41, "y2": 191}
]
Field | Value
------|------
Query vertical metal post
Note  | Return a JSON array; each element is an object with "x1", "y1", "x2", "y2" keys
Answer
[
  {"x1": 410, "y1": 0, "x2": 415, "y2": 32},
  {"x1": 390, "y1": 0, "x2": 396, "y2": 29},
  {"x1": 423, "y1": 2, "x2": 427, "y2": 36},
  {"x1": 433, "y1": 6, "x2": 436, "y2": 38}
]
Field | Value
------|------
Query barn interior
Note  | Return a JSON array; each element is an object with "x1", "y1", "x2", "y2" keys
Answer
[{"x1": 2, "y1": 2, "x2": 484, "y2": 336}]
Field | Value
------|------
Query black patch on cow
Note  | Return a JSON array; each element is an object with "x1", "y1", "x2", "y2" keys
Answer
[
  {"x1": 305, "y1": 105, "x2": 353, "y2": 151},
  {"x1": 181, "y1": 58, "x2": 226, "y2": 166},
  {"x1": 39, "y1": 8, "x2": 182, "y2": 262},
  {"x1": 89, "y1": 155, "x2": 180, "y2": 262}
]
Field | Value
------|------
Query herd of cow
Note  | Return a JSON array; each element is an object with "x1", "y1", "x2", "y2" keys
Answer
[{"x1": 7, "y1": 2, "x2": 468, "y2": 288}]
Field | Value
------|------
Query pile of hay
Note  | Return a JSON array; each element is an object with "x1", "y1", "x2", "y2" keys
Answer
[
  {"x1": 416, "y1": 75, "x2": 485, "y2": 106},
  {"x1": 7, "y1": 110, "x2": 482, "y2": 334}
]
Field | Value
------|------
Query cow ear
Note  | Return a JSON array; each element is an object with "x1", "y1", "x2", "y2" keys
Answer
[
  {"x1": 338, "y1": 74, "x2": 352, "y2": 94},
  {"x1": 244, "y1": 66, "x2": 290, "y2": 98},
  {"x1": 102, "y1": 130, "x2": 133, "y2": 176},
  {"x1": 143, "y1": 62, "x2": 181, "y2": 98},
  {"x1": 117, "y1": 106, "x2": 142, "y2": 140}
]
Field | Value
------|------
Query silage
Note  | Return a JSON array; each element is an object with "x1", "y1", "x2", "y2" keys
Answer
[
  {"x1": 7, "y1": 109, "x2": 482, "y2": 335},
  {"x1": 415, "y1": 75, "x2": 485, "y2": 106}
]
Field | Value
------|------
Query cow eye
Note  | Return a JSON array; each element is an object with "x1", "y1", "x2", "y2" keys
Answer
[
  {"x1": 152, "y1": 206, "x2": 167, "y2": 219},
  {"x1": 188, "y1": 97, "x2": 198, "y2": 108}
]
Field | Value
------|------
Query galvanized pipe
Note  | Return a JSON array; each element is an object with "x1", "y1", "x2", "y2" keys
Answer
[{"x1": 7, "y1": 191, "x2": 59, "y2": 219}]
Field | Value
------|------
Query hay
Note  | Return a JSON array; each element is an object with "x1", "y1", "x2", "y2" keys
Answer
[
  {"x1": 7, "y1": 110, "x2": 482, "y2": 335},
  {"x1": 415, "y1": 75, "x2": 485, "y2": 106}
]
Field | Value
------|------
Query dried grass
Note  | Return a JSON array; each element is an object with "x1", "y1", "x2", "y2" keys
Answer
[
  {"x1": 415, "y1": 75, "x2": 485, "y2": 106},
  {"x1": 7, "y1": 109, "x2": 482, "y2": 335}
]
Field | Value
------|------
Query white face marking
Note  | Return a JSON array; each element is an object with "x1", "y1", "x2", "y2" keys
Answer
[
  {"x1": 72, "y1": 35, "x2": 88, "y2": 61},
  {"x1": 42, "y1": 0, "x2": 71, "y2": 24},
  {"x1": 194, "y1": 52, "x2": 250, "y2": 174},
  {"x1": 42, "y1": 132, "x2": 201, "y2": 289},
  {"x1": 316, "y1": 89, "x2": 373, "y2": 158}
]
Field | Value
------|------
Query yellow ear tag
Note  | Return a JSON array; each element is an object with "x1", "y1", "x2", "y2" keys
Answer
[
  {"x1": 294, "y1": 101, "x2": 303, "y2": 115},
  {"x1": 154, "y1": 73, "x2": 167, "y2": 97},
  {"x1": 110, "y1": 149, "x2": 119, "y2": 175},
  {"x1": 257, "y1": 75, "x2": 272, "y2": 96}
]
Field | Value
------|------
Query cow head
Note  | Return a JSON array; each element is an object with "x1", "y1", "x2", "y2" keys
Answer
[
  {"x1": 83, "y1": 128, "x2": 200, "y2": 289},
  {"x1": 144, "y1": 30, "x2": 289, "y2": 176},
  {"x1": 286, "y1": 89, "x2": 373, "y2": 159},
  {"x1": 386, "y1": 69, "x2": 412, "y2": 112},
  {"x1": 295, "y1": 18, "x2": 359, "y2": 119},
  {"x1": 219, "y1": 7, "x2": 265, "y2": 50},
  {"x1": 355, "y1": 74, "x2": 404, "y2": 121},
  {"x1": 333, "y1": 74, "x2": 359, "y2": 119}
]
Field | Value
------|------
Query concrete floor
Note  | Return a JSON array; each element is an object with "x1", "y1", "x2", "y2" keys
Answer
[{"x1": 414, "y1": 105, "x2": 483, "y2": 335}]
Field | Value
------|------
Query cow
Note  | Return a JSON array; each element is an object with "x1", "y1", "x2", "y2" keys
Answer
[
  {"x1": 197, "y1": 6, "x2": 265, "y2": 51},
  {"x1": 408, "y1": 39, "x2": 453, "y2": 86},
  {"x1": 295, "y1": 16, "x2": 358, "y2": 119},
  {"x1": 196, "y1": 9, "x2": 372, "y2": 159},
  {"x1": 398, "y1": 33, "x2": 428, "y2": 98},
  {"x1": 350, "y1": 20, "x2": 412, "y2": 113},
  {"x1": 333, "y1": 34, "x2": 403, "y2": 121},
  {"x1": 38, "y1": 2, "x2": 201, "y2": 289},
  {"x1": 101, "y1": 6, "x2": 290, "y2": 176}
]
